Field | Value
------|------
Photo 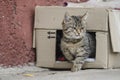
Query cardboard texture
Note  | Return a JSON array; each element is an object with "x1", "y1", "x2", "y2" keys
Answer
[
  {"x1": 109, "y1": 10, "x2": 120, "y2": 52},
  {"x1": 33, "y1": 6, "x2": 120, "y2": 69}
]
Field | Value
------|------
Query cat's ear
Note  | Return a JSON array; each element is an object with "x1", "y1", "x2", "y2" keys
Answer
[
  {"x1": 64, "y1": 12, "x2": 72, "y2": 23},
  {"x1": 81, "y1": 12, "x2": 88, "y2": 21}
]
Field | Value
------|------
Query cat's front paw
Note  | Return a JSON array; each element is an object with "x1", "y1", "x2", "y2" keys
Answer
[
  {"x1": 71, "y1": 63, "x2": 82, "y2": 72},
  {"x1": 71, "y1": 58, "x2": 84, "y2": 72}
]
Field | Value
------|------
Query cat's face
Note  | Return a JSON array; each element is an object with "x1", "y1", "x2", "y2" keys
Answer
[{"x1": 62, "y1": 12, "x2": 88, "y2": 39}]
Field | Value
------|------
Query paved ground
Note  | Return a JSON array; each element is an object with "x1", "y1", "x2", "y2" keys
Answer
[{"x1": 0, "y1": 65, "x2": 120, "y2": 80}]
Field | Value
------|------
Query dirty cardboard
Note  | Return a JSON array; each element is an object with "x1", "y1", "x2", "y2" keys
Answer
[{"x1": 33, "y1": 6, "x2": 120, "y2": 69}]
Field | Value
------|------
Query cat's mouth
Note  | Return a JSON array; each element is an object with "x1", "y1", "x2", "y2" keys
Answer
[
  {"x1": 74, "y1": 32, "x2": 81, "y2": 37},
  {"x1": 75, "y1": 33, "x2": 80, "y2": 36}
]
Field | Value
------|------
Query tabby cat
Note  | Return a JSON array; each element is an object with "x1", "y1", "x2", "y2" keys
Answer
[{"x1": 61, "y1": 12, "x2": 96, "y2": 72}]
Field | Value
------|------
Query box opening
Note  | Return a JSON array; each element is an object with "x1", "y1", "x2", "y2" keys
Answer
[{"x1": 56, "y1": 30, "x2": 96, "y2": 62}]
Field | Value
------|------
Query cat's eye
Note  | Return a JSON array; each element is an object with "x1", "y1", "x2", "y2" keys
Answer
[
  {"x1": 81, "y1": 27, "x2": 84, "y2": 29},
  {"x1": 73, "y1": 27, "x2": 76, "y2": 29},
  {"x1": 68, "y1": 18, "x2": 72, "y2": 21}
]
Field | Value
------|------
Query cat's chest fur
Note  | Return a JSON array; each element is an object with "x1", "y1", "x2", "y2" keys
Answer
[
  {"x1": 61, "y1": 34, "x2": 89, "y2": 55},
  {"x1": 61, "y1": 37, "x2": 85, "y2": 48}
]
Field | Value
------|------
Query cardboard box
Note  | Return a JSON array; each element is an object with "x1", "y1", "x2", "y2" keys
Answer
[{"x1": 33, "y1": 6, "x2": 120, "y2": 69}]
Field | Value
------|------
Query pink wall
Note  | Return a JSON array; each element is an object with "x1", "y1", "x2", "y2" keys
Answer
[{"x1": 0, "y1": 0, "x2": 87, "y2": 66}]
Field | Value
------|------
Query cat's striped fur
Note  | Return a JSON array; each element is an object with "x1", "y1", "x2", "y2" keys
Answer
[{"x1": 61, "y1": 12, "x2": 96, "y2": 72}]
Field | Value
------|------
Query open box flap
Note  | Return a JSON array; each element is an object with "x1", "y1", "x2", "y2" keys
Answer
[{"x1": 109, "y1": 10, "x2": 120, "y2": 52}]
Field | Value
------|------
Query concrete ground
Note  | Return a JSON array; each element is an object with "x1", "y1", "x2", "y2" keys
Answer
[{"x1": 0, "y1": 64, "x2": 120, "y2": 80}]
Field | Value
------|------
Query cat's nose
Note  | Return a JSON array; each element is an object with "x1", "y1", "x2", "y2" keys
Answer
[{"x1": 76, "y1": 29, "x2": 81, "y2": 34}]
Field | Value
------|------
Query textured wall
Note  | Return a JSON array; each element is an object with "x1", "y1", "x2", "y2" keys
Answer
[{"x1": 0, "y1": 0, "x2": 88, "y2": 66}]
